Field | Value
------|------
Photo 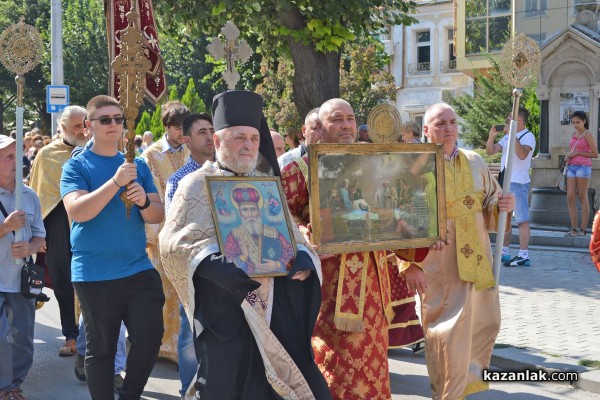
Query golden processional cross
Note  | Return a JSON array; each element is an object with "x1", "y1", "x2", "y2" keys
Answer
[
  {"x1": 111, "y1": 1, "x2": 152, "y2": 218},
  {"x1": 0, "y1": 17, "x2": 43, "y2": 257},
  {"x1": 492, "y1": 33, "x2": 541, "y2": 284},
  {"x1": 207, "y1": 21, "x2": 253, "y2": 90}
]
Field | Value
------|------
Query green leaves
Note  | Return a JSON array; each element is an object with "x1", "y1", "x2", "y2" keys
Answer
[
  {"x1": 211, "y1": 2, "x2": 227, "y2": 16},
  {"x1": 447, "y1": 58, "x2": 539, "y2": 149}
]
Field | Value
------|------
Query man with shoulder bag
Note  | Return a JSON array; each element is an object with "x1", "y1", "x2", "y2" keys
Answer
[{"x1": 0, "y1": 135, "x2": 46, "y2": 400}]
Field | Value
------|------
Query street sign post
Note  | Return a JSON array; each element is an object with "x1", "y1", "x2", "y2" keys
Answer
[{"x1": 46, "y1": 85, "x2": 69, "y2": 113}]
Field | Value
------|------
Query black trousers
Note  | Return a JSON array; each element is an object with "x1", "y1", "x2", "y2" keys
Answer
[
  {"x1": 44, "y1": 203, "x2": 78, "y2": 339},
  {"x1": 194, "y1": 322, "x2": 279, "y2": 400},
  {"x1": 74, "y1": 269, "x2": 165, "y2": 400}
]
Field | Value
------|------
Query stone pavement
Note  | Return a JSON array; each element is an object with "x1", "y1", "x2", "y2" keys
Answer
[
  {"x1": 490, "y1": 245, "x2": 600, "y2": 393},
  {"x1": 19, "y1": 243, "x2": 600, "y2": 399}
]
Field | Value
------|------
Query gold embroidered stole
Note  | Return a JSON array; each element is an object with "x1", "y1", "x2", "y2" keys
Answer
[
  {"x1": 334, "y1": 253, "x2": 369, "y2": 332},
  {"x1": 295, "y1": 157, "x2": 309, "y2": 183},
  {"x1": 334, "y1": 251, "x2": 394, "y2": 332},
  {"x1": 447, "y1": 151, "x2": 495, "y2": 290}
]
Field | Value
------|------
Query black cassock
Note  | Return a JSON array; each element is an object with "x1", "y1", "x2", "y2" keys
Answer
[{"x1": 192, "y1": 251, "x2": 332, "y2": 400}]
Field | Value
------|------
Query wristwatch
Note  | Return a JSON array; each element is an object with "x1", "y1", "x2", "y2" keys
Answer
[{"x1": 137, "y1": 195, "x2": 151, "y2": 210}]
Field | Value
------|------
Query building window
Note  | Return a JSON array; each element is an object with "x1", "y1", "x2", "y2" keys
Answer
[
  {"x1": 441, "y1": 28, "x2": 457, "y2": 72},
  {"x1": 415, "y1": 30, "x2": 431, "y2": 73},
  {"x1": 465, "y1": 0, "x2": 511, "y2": 54},
  {"x1": 407, "y1": 29, "x2": 432, "y2": 74},
  {"x1": 525, "y1": 0, "x2": 547, "y2": 18}
]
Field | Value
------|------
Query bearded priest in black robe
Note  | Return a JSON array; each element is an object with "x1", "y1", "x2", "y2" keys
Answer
[{"x1": 159, "y1": 90, "x2": 331, "y2": 400}]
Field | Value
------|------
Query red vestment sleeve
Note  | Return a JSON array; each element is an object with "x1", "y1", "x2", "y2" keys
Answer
[
  {"x1": 280, "y1": 159, "x2": 310, "y2": 226},
  {"x1": 590, "y1": 210, "x2": 600, "y2": 272}
]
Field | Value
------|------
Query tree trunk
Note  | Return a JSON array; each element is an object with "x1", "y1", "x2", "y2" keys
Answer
[
  {"x1": 278, "y1": 6, "x2": 341, "y2": 119},
  {"x1": 289, "y1": 41, "x2": 340, "y2": 119}
]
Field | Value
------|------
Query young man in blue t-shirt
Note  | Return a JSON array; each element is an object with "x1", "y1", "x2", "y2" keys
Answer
[{"x1": 60, "y1": 95, "x2": 165, "y2": 399}]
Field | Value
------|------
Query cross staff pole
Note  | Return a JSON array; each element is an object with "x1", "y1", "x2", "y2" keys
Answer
[
  {"x1": 492, "y1": 33, "x2": 541, "y2": 286},
  {"x1": 14, "y1": 76, "x2": 25, "y2": 246},
  {"x1": 492, "y1": 88, "x2": 521, "y2": 283}
]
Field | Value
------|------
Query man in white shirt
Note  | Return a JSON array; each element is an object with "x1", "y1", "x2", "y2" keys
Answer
[{"x1": 486, "y1": 108, "x2": 536, "y2": 267}]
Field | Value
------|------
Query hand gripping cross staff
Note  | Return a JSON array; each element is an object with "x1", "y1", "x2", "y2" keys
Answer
[
  {"x1": 0, "y1": 18, "x2": 43, "y2": 262},
  {"x1": 492, "y1": 33, "x2": 541, "y2": 285}
]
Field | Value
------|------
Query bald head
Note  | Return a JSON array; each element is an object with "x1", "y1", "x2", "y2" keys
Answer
[
  {"x1": 319, "y1": 98, "x2": 357, "y2": 144},
  {"x1": 270, "y1": 129, "x2": 285, "y2": 158},
  {"x1": 423, "y1": 103, "x2": 459, "y2": 155}
]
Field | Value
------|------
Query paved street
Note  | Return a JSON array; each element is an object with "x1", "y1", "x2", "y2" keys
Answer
[
  {"x1": 496, "y1": 246, "x2": 600, "y2": 361},
  {"x1": 19, "y1": 245, "x2": 600, "y2": 399}
]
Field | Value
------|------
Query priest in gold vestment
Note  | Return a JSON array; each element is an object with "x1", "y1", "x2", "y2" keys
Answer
[
  {"x1": 400, "y1": 103, "x2": 515, "y2": 399},
  {"x1": 141, "y1": 101, "x2": 190, "y2": 362},
  {"x1": 29, "y1": 105, "x2": 88, "y2": 356}
]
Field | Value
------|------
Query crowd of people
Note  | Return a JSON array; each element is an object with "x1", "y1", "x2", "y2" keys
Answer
[{"x1": 18, "y1": 87, "x2": 600, "y2": 400}]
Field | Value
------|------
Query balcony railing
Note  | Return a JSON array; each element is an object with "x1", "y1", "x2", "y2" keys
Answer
[
  {"x1": 407, "y1": 62, "x2": 431, "y2": 74},
  {"x1": 440, "y1": 60, "x2": 457, "y2": 73}
]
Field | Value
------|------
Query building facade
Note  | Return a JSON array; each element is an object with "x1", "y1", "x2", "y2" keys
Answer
[{"x1": 387, "y1": 0, "x2": 473, "y2": 141}]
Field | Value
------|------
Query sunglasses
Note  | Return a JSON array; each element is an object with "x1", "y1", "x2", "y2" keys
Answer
[{"x1": 89, "y1": 116, "x2": 125, "y2": 125}]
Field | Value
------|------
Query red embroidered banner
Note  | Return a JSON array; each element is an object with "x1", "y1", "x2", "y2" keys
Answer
[{"x1": 105, "y1": 0, "x2": 166, "y2": 105}]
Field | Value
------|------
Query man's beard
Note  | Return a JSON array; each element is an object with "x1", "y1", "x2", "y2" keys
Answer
[
  {"x1": 242, "y1": 218, "x2": 263, "y2": 236},
  {"x1": 64, "y1": 131, "x2": 88, "y2": 147},
  {"x1": 216, "y1": 146, "x2": 258, "y2": 174}
]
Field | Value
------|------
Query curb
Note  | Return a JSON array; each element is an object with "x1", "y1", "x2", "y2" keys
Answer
[
  {"x1": 491, "y1": 346, "x2": 600, "y2": 394},
  {"x1": 489, "y1": 229, "x2": 590, "y2": 249}
]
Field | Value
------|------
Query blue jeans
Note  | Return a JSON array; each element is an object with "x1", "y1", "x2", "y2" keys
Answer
[
  {"x1": 76, "y1": 314, "x2": 127, "y2": 374},
  {"x1": 178, "y1": 304, "x2": 198, "y2": 397},
  {"x1": 511, "y1": 182, "x2": 530, "y2": 224},
  {"x1": 0, "y1": 293, "x2": 35, "y2": 391}
]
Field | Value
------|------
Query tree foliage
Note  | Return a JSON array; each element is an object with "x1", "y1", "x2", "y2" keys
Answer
[
  {"x1": 448, "y1": 59, "x2": 539, "y2": 149},
  {"x1": 339, "y1": 45, "x2": 396, "y2": 125},
  {"x1": 181, "y1": 78, "x2": 206, "y2": 113},
  {"x1": 0, "y1": 0, "x2": 107, "y2": 135},
  {"x1": 135, "y1": 111, "x2": 151, "y2": 136},
  {"x1": 255, "y1": 61, "x2": 302, "y2": 134},
  {"x1": 153, "y1": 0, "x2": 416, "y2": 117},
  {"x1": 149, "y1": 103, "x2": 163, "y2": 139},
  {"x1": 62, "y1": 0, "x2": 108, "y2": 107}
]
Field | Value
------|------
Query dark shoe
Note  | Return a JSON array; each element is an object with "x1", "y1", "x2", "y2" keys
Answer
[
  {"x1": 412, "y1": 340, "x2": 426, "y2": 355},
  {"x1": 508, "y1": 256, "x2": 531, "y2": 267},
  {"x1": 74, "y1": 352, "x2": 86, "y2": 381},
  {"x1": 114, "y1": 374, "x2": 124, "y2": 393},
  {"x1": 503, "y1": 255, "x2": 519, "y2": 267},
  {"x1": 59, "y1": 338, "x2": 77, "y2": 357}
]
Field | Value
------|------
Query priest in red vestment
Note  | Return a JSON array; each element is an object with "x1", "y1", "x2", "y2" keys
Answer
[{"x1": 282, "y1": 98, "x2": 399, "y2": 400}]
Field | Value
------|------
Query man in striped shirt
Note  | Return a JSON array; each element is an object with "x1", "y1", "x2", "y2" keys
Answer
[{"x1": 164, "y1": 112, "x2": 214, "y2": 398}]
